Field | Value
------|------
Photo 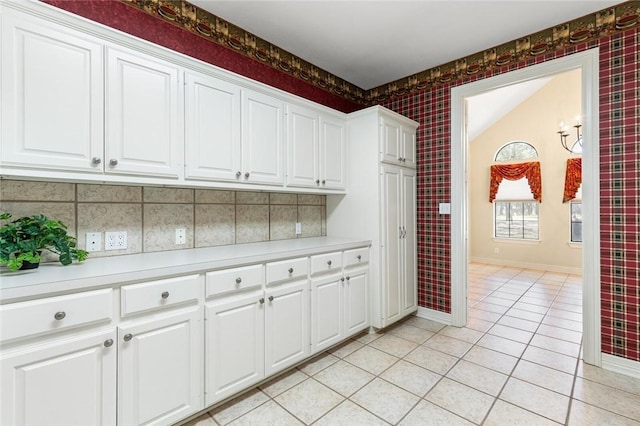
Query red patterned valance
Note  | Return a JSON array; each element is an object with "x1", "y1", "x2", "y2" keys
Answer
[
  {"x1": 489, "y1": 162, "x2": 542, "y2": 203},
  {"x1": 563, "y1": 158, "x2": 582, "y2": 203}
]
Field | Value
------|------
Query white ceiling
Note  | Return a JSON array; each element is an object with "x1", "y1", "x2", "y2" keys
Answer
[{"x1": 190, "y1": 1, "x2": 621, "y2": 90}]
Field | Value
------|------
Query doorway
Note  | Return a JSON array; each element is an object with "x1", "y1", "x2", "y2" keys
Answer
[{"x1": 450, "y1": 49, "x2": 601, "y2": 366}]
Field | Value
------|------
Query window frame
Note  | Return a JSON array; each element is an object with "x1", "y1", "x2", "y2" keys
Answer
[
  {"x1": 493, "y1": 200, "x2": 540, "y2": 241},
  {"x1": 494, "y1": 141, "x2": 539, "y2": 162},
  {"x1": 570, "y1": 201, "x2": 582, "y2": 243}
]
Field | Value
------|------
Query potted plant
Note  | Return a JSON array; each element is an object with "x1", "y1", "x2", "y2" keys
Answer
[{"x1": 0, "y1": 213, "x2": 88, "y2": 271}]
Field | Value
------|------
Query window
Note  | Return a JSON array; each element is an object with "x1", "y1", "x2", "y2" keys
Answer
[
  {"x1": 494, "y1": 141, "x2": 538, "y2": 162},
  {"x1": 495, "y1": 201, "x2": 539, "y2": 240},
  {"x1": 571, "y1": 202, "x2": 582, "y2": 242}
]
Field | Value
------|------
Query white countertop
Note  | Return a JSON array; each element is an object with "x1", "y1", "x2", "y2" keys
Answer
[{"x1": 0, "y1": 237, "x2": 371, "y2": 303}]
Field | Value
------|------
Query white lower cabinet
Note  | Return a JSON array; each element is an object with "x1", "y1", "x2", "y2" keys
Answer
[
  {"x1": 265, "y1": 280, "x2": 309, "y2": 375},
  {"x1": 205, "y1": 290, "x2": 265, "y2": 405},
  {"x1": 310, "y1": 272, "x2": 343, "y2": 353},
  {"x1": 344, "y1": 267, "x2": 369, "y2": 336},
  {"x1": 118, "y1": 307, "x2": 203, "y2": 426},
  {"x1": 0, "y1": 329, "x2": 117, "y2": 426}
]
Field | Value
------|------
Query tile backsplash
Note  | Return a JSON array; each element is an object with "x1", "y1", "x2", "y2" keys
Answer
[{"x1": 0, "y1": 180, "x2": 326, "y2": 259}]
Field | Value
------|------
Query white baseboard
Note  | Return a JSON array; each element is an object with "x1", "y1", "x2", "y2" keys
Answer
[
  {"x1": 470, "y1": 256, "x2": 582, "y2": 275},
  {"x1": 601, "y1": 353, "x2": 640, "y2": 379},
  {"x1": 416, "y1": 307, "x2": 451, "y2": 325}
]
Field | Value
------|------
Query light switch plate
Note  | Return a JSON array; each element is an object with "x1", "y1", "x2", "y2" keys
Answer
[
  {"x1": 439, "y1": 203, "x2": 451, "y2": 215},
  {"x1": 295, "y1": 222, "x2": 302, "y2": 235}
]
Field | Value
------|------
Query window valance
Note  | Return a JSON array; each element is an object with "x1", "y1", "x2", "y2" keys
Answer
[
  {"x1": 563, "y1": 157, "x2": 582, "y2": 203},
  {"x1": 489, "y1": 161, "x2": 542, "y2": 203}
]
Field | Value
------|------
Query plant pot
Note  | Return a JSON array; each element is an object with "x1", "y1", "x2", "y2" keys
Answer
[{"x1": 19, "y1": 259, "x2": 40, "y2": 270}]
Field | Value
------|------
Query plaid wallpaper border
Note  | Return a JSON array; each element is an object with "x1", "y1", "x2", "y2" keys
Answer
[{"x1": 383, "y1": 26, "x2": 640, "y2": 361}]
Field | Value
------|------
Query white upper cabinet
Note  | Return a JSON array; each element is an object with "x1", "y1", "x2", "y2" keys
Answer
[
  {"x1": 105, "y1": 47, "x2": 182, "y2": 178},
  {"x1": 287, "y1": 104, "x2": 346, "y2": 190},
  {"x1": 0, "y1": 12, "x2": 104, "y2": 172},
  {"x1": 184, "y1": 71, "x2": 241, "y2": 181},
  {"x1": 286, "y1": 104, "x2": 319, "y2": 188},
  {"x1": 380, "y1": 116, "x2": 416, "y2": 168},
  {"x1": 241, "y1": 89, "x2": 285, "y2": 185}
]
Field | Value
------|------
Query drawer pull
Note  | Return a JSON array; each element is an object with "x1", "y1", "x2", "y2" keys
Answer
[
  {"x1": 357, "y1": 255, "x2": 362, "y2": 261},
  {"x1": 91, "y1": 157, "x2": 102, "y2": 165},
  {"x1": 327, "y1": 260, "x2": 332, "y2": 266},
  {"x1": 54, "y1": 311, "x2": 66, "y2": 321},
  {"x1": 244, "y1": 172, "x2": 250, "y2": 179},
  {"x1": 236, "y1": 171, "x2": 241, "y2": 178},
  {"x1": 341, "y1": 277, "x2": 345, "y2": 283},
  {"x1": 235, "y1": 277, "x2": 242, "y2": 285},
  {"x1": 123, "y1": 333, "x2": 133, "y2": 342},
  {"x1": 109, "y1": 158, "x2": 118, "y2": 166},
  {"x1": 161, "y1": 291, "x2": 170, "y2": 299},
  {"x1": 104, "y1": 339, "x2": 114, "y2": 348},
  {"x1": 288, "y1": 267, "x2": 294, "y2": 274},
  {"x1": 268, "y1": 295, "x2": 274, "y2": 302},
  {"x1": 346, "y1": 276, "x2": 351, "y2": 281},
  {"x1": 259, "y1": 298, "x2": 265, "y2": 304}
]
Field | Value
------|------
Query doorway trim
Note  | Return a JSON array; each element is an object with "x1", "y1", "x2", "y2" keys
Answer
[{"x1": 450, "y1": 49, "x2": 601, "y2": 366}]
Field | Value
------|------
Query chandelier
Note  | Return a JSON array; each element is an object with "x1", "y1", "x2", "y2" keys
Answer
[{"x1": 558, "y1": 117, "x2": 582, "y2": 153}]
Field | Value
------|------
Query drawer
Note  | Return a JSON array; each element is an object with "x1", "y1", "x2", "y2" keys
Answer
[
  {"x1": 266, "y1": 257, "x2": 308, "y2": 285},
  {"x1": 0, "y1": 289, "x2": 112, "y2": 342},
  {"x1": 121, "y1": 274, "x2": 200, "y2": 317},
  {"x1": 310, "y1": 251, "x2": 343, "y2": 275},
  {"x1": 344, "y1": 247, "x2": 370, "y2": 268},
  {"x1": 206, "y1": 264, "x2": 264, "y2": 297}
]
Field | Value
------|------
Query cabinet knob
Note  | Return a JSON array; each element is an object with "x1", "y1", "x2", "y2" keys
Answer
[
  {"x1": 123, "y1": 333, "x2": 133, "y2": 342},
  {"x1": 259, "y1": 298, "x2": 265, "y2": 304},
  {"x1": 316, "y1": 179, "x2": 320, "y2": 185},
  {"x1": 104, "y1": 339, "x2": 114, "y2": 348},
  {"x1": 346, "y1": 276, "x2": 351, "y2": 281},
  {"x1": 244, "y1": 172, "x2": 250, "y2": 179},
  {"x1": 235, "y1": 277, "x2": 242, "y2": 285},
  {"x1": 54, "y1": 311, "x2": 66, "y2": 321},
  {"x1": 341, "y1": 277, "x2": 345, "y2": 282},
  {"x1": 109, "y1": 159, "x2": 118, "y2": 166},
  {"x1": 288, "y1": 267, "x2": 294, "y2": 274},
  {"x1": 322, "y1": 179, "x2": 326, "y2": 185},
  {"x1": 327, "y1": 260, "x2": 332, "y2": 266},
  {"x1": 161, "y1": 291, "x2": 169, "y2": 299},
  {"x1": 268, "y1": 295, "x2": 274, "y2": 302},
  {"x1": 357, "y1": 255, "x2": 362, "y2": 261},
  {"x1": 91, "y1": 157, "x2": 102, "y2": 165},
  {"x1": 236, "y1": 171, "x2": 241, "y2": 178}
]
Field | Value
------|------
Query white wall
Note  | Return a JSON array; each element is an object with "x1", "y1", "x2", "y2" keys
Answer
[{"x1": 469, "y1": 69, "x2": 582, "y2": 273}]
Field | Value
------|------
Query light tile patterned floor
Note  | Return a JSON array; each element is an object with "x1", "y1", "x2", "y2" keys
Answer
[{"x1": 184, "y1": 264, "x2": 640, "y2": 425}]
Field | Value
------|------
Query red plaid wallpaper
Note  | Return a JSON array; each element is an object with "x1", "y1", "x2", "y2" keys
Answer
[
  {"x1": 382, "y1": 27, "x2": 640, "y2": 361},
  {"x1": 43, "y1": 1, "x2": 640, "y2": 361}
]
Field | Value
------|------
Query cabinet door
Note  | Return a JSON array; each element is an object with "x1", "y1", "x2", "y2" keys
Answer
[
  {"x1": 185, "y1": 71, "x2": 241, "y2": 181},
  {"x1": 264, "y1": 281, "x2": 309, "y2": 375},
  {"x1": 118, "y1": 307, "x2": 202, "y2": 426},
  {"x1": 205, "y1": 292, "x2": 264, "y2": 405},
  {"x1": 106, "y1": 47, "x2": 182, "y2": 178},
  {"x1": 381, "y1": 166, "x2": 402, "y2": 326},
  {"x1": 241, "y1": 89, "x2": 284, "y2": 184},
  {"x1": 401, "y1": 126, "x2": 417, "y2": 168},
  {"x1": 310, "y1": 273, "x2": 343, "y2": 354},
  {"x1": 287, "y1": 104, "x2": 319, "y2": 188},
  {"x1": 401, "y1": 169, "x2": 418, "y2": 314},
  {"x1": 0, "y1": 13, "x2": 103, "y2": 173},
  {"x1": 344, "y1": 269, "x2": 369, "y2": 336},
  {"x1": 320, "y1": 115, "x2": 347, "y2": 190},
  {"x1": 380, "y1": 119, "x2": 401, "y2": 164},
  {"x1": 1, "y1": 330, "x2": 116, "y2": 426}
]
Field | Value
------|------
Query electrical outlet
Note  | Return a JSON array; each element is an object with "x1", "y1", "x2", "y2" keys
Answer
[
  {"x1": 85, "y1": 232, "x2": 101, "y2": 252},
  {"x1": 175, "y1": 228, "x2": 186, "y2": 245},
  {"x1": 295, "y1": 222, "x2": 302, "y2": 235},
  {"x1": 494, "y1": 247, "x2": 500, "y2": 254},
  {"x1": 105, "y1": 231, "x2": 127, "y2": 250}
]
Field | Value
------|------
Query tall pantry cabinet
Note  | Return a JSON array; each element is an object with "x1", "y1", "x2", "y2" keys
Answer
[{"x1": 327, "y1": 106, "x2": 418, "y2": 329}]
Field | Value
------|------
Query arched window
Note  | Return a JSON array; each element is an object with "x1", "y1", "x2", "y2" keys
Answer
[
  {"x1": 494, "y1": 141, "x2": 538, "y2": 162},
  {"x1": 492, "y1": 141, "x2": 540, "y2": 240}
]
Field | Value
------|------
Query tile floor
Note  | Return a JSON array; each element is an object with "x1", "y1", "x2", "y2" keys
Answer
[{"x1": 184, "y1": 263, "x2": 640, "y2": 425}]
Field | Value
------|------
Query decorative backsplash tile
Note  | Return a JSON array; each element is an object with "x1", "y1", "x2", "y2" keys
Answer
[
  {"x1": 236, "y1": 205, "x2": 269, "y2": 243},
  {"x1": 0, "y1": 180, "x2": 75, "y2": 202},
  {"x1": 143, "y1": 187, "x2": 194, "y2": 203},
  {"x1": 144, "y1": 204, "x2": 194, "y2": 251},
  {"x1": 195, "y1": 189, "x2": 235, "y2": 204},
  {"x1": 77, "y1": 183, "x2": 142, "y2": 202},
  {"x1": 0, "y1": 180, "x2": 326, "y2": 260}
]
